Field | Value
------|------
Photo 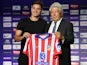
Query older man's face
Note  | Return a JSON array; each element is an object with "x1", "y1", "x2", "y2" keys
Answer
[{"x1": 50, "y1": 7, "x2": 62, "y2": 22}]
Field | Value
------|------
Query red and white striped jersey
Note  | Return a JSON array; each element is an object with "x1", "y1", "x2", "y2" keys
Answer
[{"x1": 23, "y1": 33, "x2": 62, "y2": 65}]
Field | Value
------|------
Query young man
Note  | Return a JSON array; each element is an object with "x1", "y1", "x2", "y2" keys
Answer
[
  {"x1": 14, "y1": 1, "x2": 47, "y2": 65},
  {"x1": 45, "y1": 2, "x2": 74, "y2": 65}
]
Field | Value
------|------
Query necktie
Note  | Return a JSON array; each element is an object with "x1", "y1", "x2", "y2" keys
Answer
[{"x1": 52, "y1": 22, "x2": 56, "y2": 32}]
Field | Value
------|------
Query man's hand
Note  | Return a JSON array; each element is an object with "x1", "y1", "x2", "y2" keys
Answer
[
  {"x1": 54, "y1": 32, "x2": 61, "y2": 39},
  {"x1": 23, "y1": 32, "x2": 30, "y2": 38},
  {"x1": 54, "y1": 32, "x2": 64, "y2": 39}
]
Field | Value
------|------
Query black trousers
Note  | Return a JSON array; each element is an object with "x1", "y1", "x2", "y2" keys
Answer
[{"x1": 18, "y1": 53, "x2": 28, "y2": 65}]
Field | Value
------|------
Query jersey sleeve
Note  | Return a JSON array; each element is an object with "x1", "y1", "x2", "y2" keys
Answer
[{"x1": 23, "y1": 37, "x2": 30, "y2": 56}]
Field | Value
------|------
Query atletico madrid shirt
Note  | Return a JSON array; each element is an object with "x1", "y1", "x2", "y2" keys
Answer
[{"x1": 23, "y1": 33, "x2": 62, "y2": 65}]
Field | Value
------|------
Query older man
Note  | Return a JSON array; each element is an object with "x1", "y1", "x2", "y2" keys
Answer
[{"x1": 46, "y1": 2, "x2": 74, "y2": 65}]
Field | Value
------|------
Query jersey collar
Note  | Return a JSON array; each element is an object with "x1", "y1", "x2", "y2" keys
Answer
[{"x1": 35, "y1": 33, "x2": 51, "y2": 40}]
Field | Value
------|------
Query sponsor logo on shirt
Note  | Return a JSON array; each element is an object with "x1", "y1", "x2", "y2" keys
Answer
[
  {"x1": 36, "y1": 62, "x2": 49, "y2": 65},
  {"x1": 40, "y1": 52, "x2": 45, "y2": 61}
]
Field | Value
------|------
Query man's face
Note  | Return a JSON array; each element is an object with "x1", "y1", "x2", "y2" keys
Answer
[
  {"x1": 50, "y1": 7, "x2": 62, "y2": 22},
  {"x1": 31, "y1": 4, "x2": 42, "y2": 17}
]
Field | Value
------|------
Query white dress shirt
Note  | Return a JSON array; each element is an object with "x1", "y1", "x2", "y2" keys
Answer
[
  {"x1": 48, "y1": 18, "x2": 64, "y2": 43},
  {"x1": 48, "y1": 18, "x2": 62, "y2": 33}
]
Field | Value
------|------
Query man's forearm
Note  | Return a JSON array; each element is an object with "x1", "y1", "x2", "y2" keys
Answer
[{"x1": 14, "y1": 35, "x2": 24, "y2": 42}]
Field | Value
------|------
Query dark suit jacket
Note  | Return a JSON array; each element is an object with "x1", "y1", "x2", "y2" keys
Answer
[{"x1": 45, "y1": 19, "x2": 74, "y2": 65}]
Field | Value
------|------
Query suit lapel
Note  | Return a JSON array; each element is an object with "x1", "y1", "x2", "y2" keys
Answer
[
  {"x1": 57, "y1": 19, "x2": 64, "y2": 31},
  {"x1": 57, "y1": 19, "x2": 66, "y2": 36},
  {"x1": 47, "y1": 19, "x2": 65, "y2": 34}
]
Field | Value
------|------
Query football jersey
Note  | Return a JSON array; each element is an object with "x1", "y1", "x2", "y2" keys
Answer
[{"x1": 23, "y1": 33, "x2": 62, "y2": 65}]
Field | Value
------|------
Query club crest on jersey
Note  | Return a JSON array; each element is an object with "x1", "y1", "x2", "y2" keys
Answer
[
  {"x1": 56, "y1": 43, "x2": 61, "y2": 51},
  {"x1": 39, "y1": 52, "x2": 45, "y2": 61}
]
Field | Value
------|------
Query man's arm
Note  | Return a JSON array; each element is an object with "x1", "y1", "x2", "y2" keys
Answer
[
  {"x1": 14, "y1": 29, "x2": 24, "y2": 42},
  {"x1": 63, "y1": 23, "x2": 74, "y2": 44},
  {"x1": 55, "y1": 23, "x2": 74, "y2": 44},
  {"x1": 14, "y1": 29, "x2": 30, "y2": 42}
]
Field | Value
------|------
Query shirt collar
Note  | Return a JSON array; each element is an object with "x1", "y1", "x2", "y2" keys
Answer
[{"x1": 52, "y1": 18, "x2": 63, "y2": 24}]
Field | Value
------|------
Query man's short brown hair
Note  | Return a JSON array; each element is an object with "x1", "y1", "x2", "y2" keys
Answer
[{"x1": 32, "y1": 0, "x2": 43, "y2": 9}]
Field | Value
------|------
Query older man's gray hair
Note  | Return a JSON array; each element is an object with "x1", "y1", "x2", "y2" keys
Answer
[{"x1": 49, "y1": 2, "x2": 63, "y2": 16}]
